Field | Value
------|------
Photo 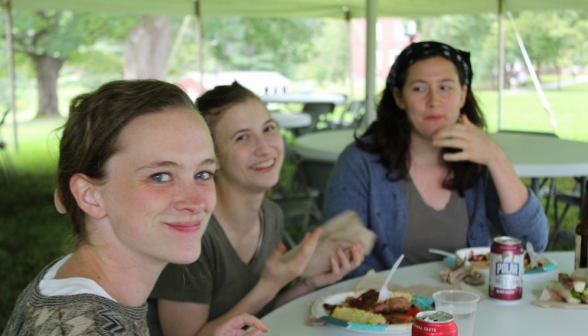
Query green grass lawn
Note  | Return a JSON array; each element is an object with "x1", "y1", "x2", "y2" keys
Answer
[
  {"x1": 1, "y1": 82, "x2": 587, "y2": 329},
  {"x1": 0, "y1": 119, "x2": 72, "y2": 328}
]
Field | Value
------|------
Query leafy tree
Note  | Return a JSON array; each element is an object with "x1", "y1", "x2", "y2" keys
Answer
[
  {"x1": 565, "y1": 10, "x2": 588, "y2": 67},
  {"x1": 167, "y1": 17, "x2": 320, "y2": 78},
  {"x1": 483, "y1": 11, "x2": 581, "y2": 82},
  {"x1": 419, "y1": 14, "x2": 496, "y2": 86},
  {"x1": 296, "y1": 19, "x2": 349, "y2": 85},
  {"x1": 511, "y1": 11, "x2": 574, "y2": 78},
  {"x1": 124, "y1": 16, "x2": 170, "y2": 80},
  {"x1": 0, "y1": 9, "x2": 137, "y2": 117}
]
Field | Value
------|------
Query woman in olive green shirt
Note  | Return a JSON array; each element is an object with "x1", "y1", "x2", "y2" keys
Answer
[{"x1": 149, "y1": 82, "x2": 365, "y2": 336}]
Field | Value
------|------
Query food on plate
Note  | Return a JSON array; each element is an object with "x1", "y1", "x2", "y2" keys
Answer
[
  {"x1": 466, "y1": 251, "x2": 490, "y2": 269},
  {"x1": 546, "y1": 272, "x2": 588, "y2": 304},
  {"x1": 323, "y1": 289, "x2": 422, "y2": 325},
  {"x1": 523, "y1": 252, "x2": 545, "y2": 270},
  {"x1": 331, "y1": 306, "x2": 386, "y2": 325},
  {"x1": 467, "y1": 250, "x2": 546, "y2": 271},
  {"x1": 440, "y1": 255, "x2": 485, "y2": 286}
]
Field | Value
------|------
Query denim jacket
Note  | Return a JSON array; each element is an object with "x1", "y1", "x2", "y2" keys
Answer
[{"x1": 323, "y1": 137, "x2": 550, "y2": 279}]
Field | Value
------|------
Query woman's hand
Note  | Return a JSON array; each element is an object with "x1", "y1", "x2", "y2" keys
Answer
[
  {"x1": 434, "y1": 114, "x2": 529, "y2": 214},
  {"x1": 259, "y1": 228, "x2": 322, "y2": 293},
  {"x1": 432, "y1": 114, "x2": 506, "y2": 168},
  {"x1": 304, "y1": 244, "x2": 364, "y2": 290},
  {"x1": 212, "y1": 314, "x2": 269, "y2": 336}
]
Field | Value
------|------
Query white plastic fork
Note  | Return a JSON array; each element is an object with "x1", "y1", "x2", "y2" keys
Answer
[
  {"x1": 428, "y1": 248, "x2": 455, "y2": 258},
  {"x1": 378, "y1": 254, "x2": 405, "y2": 302},
  {"x1": 526, "y1": 242, "x2": 539, "y2": 269}
]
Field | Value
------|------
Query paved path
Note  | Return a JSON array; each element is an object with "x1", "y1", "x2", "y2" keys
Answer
[{"x1": 518, "y1": 74, "x2": 588, "y2": 91}]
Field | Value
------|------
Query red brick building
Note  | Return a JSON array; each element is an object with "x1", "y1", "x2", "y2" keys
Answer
[{"x1": 351, "y1": 18, "x2": 416, "y2": 85}]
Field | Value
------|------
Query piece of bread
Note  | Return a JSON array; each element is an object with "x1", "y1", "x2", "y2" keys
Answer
[{"x1": 282, "y1": 210, "x2": 376, "y2": 279}]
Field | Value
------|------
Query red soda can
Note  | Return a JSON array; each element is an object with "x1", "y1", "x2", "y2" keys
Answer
[
  {"x1": 489, "y1": 236, "x2": 524, "y2": 301},
  {"x1": 412, "y1": 311, "x2": 457, "y2": 336}
]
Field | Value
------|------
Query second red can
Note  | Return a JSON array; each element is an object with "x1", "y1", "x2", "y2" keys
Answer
[{"x1": 412, "y1": 311, "x2": 457, "y2": 336}]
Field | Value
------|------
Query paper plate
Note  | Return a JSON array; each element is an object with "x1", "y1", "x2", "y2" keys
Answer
[
  {"x1": 444, "y1": 249, "x2": 557, "y2": 276},
  {"x1": 311, "y1": 290, "x2": 434, "y2": 334}
]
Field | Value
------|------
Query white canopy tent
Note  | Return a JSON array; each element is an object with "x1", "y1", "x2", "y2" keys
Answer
[
  {"x1": 3, "y1": 0, "x2": 588, "y2": 149},
  {"x1": 9, "y1": 0, "x2": 588, "y2": 18}
]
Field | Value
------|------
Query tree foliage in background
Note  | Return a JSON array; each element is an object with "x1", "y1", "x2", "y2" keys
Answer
[
  {"x1": 419, "y1": 10, "x2": 588, "y2": 88},
  {"x1": 167, "y1": 17, "x2": 320, "y2": 78},
  {"x1": 296, "y1": 19, "x2": 349, "y2": 86},
  {"x1": 0, "y1": 9, "x2": 137, "y2": 117},
  {"x1": 419, "y1": 14, "x2": 498, "y2": 88},
  {"x1": 484, "y1": 11, "x2": 577, "y2": 80}
]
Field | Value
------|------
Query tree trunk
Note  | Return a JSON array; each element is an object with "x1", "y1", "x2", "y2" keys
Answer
[
  {"x1": 31, "y1": 54, "x2": 64, "y2": 117},
  {"x1": 124, "y1": 16, "x2": 171, "y2": 80}
]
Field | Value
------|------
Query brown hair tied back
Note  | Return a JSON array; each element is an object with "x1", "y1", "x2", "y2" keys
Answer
[
  {"x1": 56, "y1": 80, "x2": 195, "y2": 246},
  {"x1": 195, "y1": 81, "x2": 259, "y2": 135},
  {"x1": 356, "y1": 42, "x2": 486, "y2": 196}
]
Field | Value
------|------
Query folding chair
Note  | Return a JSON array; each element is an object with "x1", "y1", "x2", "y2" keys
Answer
[
  {"x1": 333, "y1": 100, "x2": 365, "y2": 129},
  {"x1": 0, "y1": 110, "x2": 16, "y2": 184},
  {"x1": 547, "y1": 177, "x2": 587, "y2": 250},
  {"x1": 296, "y1": 159, "x2": 335, "y2": 214},
  {"x1": 498, "y1": 130, "x2": 559, "y2": 209},
  {"x1": 271, "y1": 139, "x2": 321, "y2": 248},
  {"x1": 301, "y1": 102, "x2": 335, "y2": 133}
]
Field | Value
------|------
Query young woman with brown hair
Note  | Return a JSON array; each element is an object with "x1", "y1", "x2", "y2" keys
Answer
[
  {"x1": 4, "y1": 80, "x2": 267, "y2": 336},
  {"x1": 324, "y1": 41, "x2": 549, "y2": 277},
  {"x1": 148, "y1": 82, "x2": 365, "y2": 336}
]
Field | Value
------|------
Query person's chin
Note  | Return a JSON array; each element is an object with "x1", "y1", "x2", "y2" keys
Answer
[
  {"x1": 251, "y1": 174, "x2": 279, "y2": 189},
  {"x1": 166, "y1": 245, "x2": 202, "y2": 265}
]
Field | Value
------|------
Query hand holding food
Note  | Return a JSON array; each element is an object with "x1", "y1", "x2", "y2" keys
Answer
[
  {"x1": 260, "y1": 228, "x2": 321, "y2": 292},
  {"x1": 433, "y1": 114, "x2": 504, "y2": 167},
  {"x1": 304, "y1": 245, "x2": 364, "y2": 290}
]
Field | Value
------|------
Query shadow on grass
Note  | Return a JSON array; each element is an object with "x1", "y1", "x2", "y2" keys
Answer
[{"x1": 0, "y1": 168, "x2": 71, "y2": 329}]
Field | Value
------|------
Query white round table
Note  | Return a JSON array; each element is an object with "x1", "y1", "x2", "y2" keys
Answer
[
  {"x1": 294, "y1": 130, "x2": 588, "y2": 178},
  {"x1": 261, "y1": 93, "x2": 347, "y2": 105},
  {"x1": 271, "y1": 112, "x2": 312, "y2": 129},
  {"x1": 261, "y1": 252, "x2": 579, "y2": 336}
]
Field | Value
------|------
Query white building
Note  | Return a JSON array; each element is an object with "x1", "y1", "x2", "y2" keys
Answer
[{"x1": 177, "y1": 71, "x2": 292, "y2": 101}]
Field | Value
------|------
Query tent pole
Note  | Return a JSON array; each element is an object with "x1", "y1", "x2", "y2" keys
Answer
[
  {"x1": 507, "y1": 12, "x2": 556, "y2": 132},
  {"x1": 3, "y1": 0, "x2": 17, "y2": 151},
  {"x1": 498, "y1": 0, "x2": 504, "y2": 131},
  {"x1": 345, "y1": 7, "x2": 354, "y2": 102},
  {"x1": 164, "y1": 15, "x2": 191, "y2": 79},
  {"x1": 194, "y1": 0, "x2": 203, "y2": 95},
  {"x1": 365, "y1": 0, "x2": 377, "y2": 125}
]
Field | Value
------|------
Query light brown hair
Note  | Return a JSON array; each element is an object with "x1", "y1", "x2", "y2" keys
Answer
[
  {"x1": 56, "y1": 79, "x2": 196, "y2": 246},
  {"x1": 195, "y1": 81, "x2": 259, "y2": 136}
]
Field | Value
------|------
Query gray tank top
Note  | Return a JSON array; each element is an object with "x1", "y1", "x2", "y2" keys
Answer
[{"x1": 401, "y1": 178, "x2": 469, "y2": 265}]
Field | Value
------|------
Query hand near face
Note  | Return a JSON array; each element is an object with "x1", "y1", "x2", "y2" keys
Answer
[
  {"x1": 432, "y1": 114, "x2": 505, "y2": 167},
  {"x1": 213, "y1": 313, "x2": 269, "y2": 336},
  {"x1": 260, "y1": 228, "x2": 322, "y2": 292},
  {"x1": 305, "y1": 244, "x2": 364, "y2": 289}
]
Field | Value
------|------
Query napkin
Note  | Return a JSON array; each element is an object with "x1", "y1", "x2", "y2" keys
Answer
[
  {"x1": 282, "y1": 210, "x2": 376, "y2": 279},
  {"x1": 305, "y1": 269, "x2": 486, "y2": 326}
]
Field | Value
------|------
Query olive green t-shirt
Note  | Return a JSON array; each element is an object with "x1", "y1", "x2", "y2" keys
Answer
[
  {"x1": 401, "y1": 178, "x2": 469, "y2": 265},
  {"x1": 147, "y1": 199, "x2": 284, "y2": 336}
]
